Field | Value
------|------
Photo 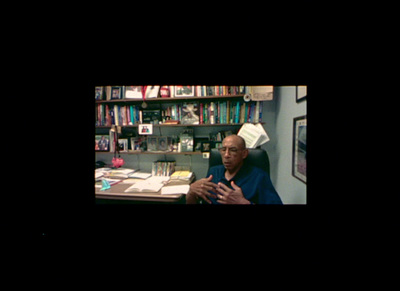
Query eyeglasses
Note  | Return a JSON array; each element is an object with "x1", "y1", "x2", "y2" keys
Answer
[{"x1": 218, "y1": 147, "x2": 244, "y2": 155}]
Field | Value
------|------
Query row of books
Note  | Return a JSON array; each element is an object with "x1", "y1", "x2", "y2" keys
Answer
[
  {"x1": 95, "y1": 101, "x2": 263, "y2": 126},
  {"x1": 151, "y1": 161, "x2": 176, "y2": 176},
  {"x1": 163, "y1": 101, "x2": 263, "y2": 124},
  {"x1": 95, "y1": 104, "x2": 141, "y2": 126},
  {"x1": 95, "y1": 85, "x2": 247, "y2": 100}
]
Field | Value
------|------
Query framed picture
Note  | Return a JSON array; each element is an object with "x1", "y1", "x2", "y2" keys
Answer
[
  {"x1": 201, "y1": 141, "x2": 211, "y2": 152},
  {"x1": 181, "y1": 102, "x2": 200, "y2": 124},
  {"x1": 95, "y1": 135, "x2": 110, "y2": 151},
  {"x1": 158, "y1": 136, "x2": 171, "y2": 151},
  {"x1": 111, "y1": 86, "x2": 123, "y2": 100},
  {"x1": 296, "y1": 85, "x2": 307, "y2": 103},
  {"x1": 125, "y1": 86, "x2": 143, "y2": 99},
  {"x1": 138, "y1": 124, "x2": 153, "y2": 135},
  {"x1": 175, "y1": 85, "x2": 195, "y2": 97},
  {"x1": 147, "y1": 136, "x2": 158, "y2": 151},
  {"x1": 130, "y1": 137, "x2": 144, "y2": 151},
  {"x1": 95, "y1": 86, "x2": 104, "y2": 100},
  {"x1": 118, "y1": 138, "x2": 128, "y2": 152},
  {"x1": 292, "y1": 115, "x2": 307, "y2": 183}
]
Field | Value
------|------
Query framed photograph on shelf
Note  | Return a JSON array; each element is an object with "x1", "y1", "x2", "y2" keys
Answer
[
  {"x1": 125, "y1": 86, "x2": 143, "y2": 99},
  {"x1": 95, "y1": 86, "x2": 104, "y2": 100},
  {"x1": 147, "y1": 136, "x2": 158, "y2": 151},
  {"x1": 181, "y1": 102, "x2": 199, "y2": 124},
  {"x1": 130, "y1": 137, "x2": 144, "y2": 151},
  {"x1": 118, "y1": 138, "x2": 128, "y2": 152},
  {"x1": 201, "y1": 141, "x2": 211, "y2": 152},
  {"x1": 296, "y1": 85, "x2": 307, "y2": 103},
  {"x1": 158, "y1": 136, "x2": 171, "y2": 151},
  {"x1": 292, "y1": 115, "x2": 307, "y2": 183},
  {"x1": 111, "y1": 86, "x2": 123, "y2": 99},
  {"x1": 175, "y1": 85, "x2": 195, "y2": 97},
  {"x1": 95, "y1": 135, "x2": 110, "y2": 151}
]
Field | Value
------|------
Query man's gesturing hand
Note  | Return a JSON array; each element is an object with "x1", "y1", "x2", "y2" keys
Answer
[
  {"x1": 186, "y1": 175, "x2": 218, "y2": 204},
  {"x1": 216, "y1": 181, "x2": 251, "y2": 204}
]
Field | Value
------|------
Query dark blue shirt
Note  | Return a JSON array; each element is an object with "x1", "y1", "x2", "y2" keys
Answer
[{"x1": 206, "y1": 163, "x2": 282, "y2": 204}]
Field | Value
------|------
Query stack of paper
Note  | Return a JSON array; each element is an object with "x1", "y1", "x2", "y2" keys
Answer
[
  {"x1": 124, "y1": 176, "x2": 170, "y2": 193},
  {"x1": 161, "y1": 184, "x2": 190, "y2": 195},
  {"x1": 170, "y1": 171, "x2": 193, "y2": 181},
  {"x1": 107, "y1": 168, "x2": 137, "y2": 178},
  {"x1": 237, "y1": 123, "x2": 270, "y2": 148}
]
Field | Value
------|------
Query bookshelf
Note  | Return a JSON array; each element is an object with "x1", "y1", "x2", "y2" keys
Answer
[{"x1": 95, "y1": 86, "x2": 270, "y2": 155}]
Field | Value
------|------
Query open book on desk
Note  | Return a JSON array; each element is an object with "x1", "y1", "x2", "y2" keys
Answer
[{"x1": 124, "y1": 176, "x2": 170, "y2": 193}]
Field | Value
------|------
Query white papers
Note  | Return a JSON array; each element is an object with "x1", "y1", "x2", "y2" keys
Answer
[
  {"x1": 161, "y1": 184, "x2": 190, "y2": 195},
  {"x1": 128, "y1": 172, "x2": 152, "y2": 179},
  {"x1": 124, "y1": 176, "x2": 170, "y2": 193},
  {"x1": 237, "y1": 123, "x2": 270, "y2": 148}
]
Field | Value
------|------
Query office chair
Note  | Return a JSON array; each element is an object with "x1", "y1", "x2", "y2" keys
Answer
[{"x1": 209, "y1": 148, "x2": 270, "y2": 175}]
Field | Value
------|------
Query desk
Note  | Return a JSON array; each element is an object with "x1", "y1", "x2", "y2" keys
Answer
[{"x1": 95, "y1": 179, "x2": 189, "y2": 204}]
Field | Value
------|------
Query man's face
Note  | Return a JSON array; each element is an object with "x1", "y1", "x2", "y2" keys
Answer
[{"x1": 219, "y1": 136, "x2": 248, "y2": 171}]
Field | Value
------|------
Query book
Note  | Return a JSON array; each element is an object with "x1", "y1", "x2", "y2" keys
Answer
[
  {"x1": 170, "y1": 171, "x2": 193, "y2": 181},
  {"x1": 105, "y1": 168, "x2": 137, "y2": 179},
  {"x1": 124, "y1": 176, "x2": 170, "y2": 193}
]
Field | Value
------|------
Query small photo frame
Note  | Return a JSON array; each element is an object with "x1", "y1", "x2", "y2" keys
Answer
[
  {"x1": 138, "y1": 124, "x2": 153, "y2": 135},
  {"x1": 95, "y1": 135, "x2": 110, "y2": 151},
  {"x1": 158, "y1": 136, "x2": 171, "y2": 151},
  {"x1": 118, "y1": 138, "x2": 128, "y2": 152},
  {"x1": 130, "y1": 137, "x2": 144, "y2": 151},
  {"x1": 296, "y1": 85, "x2": 307, "y2": 103},
  {"x1": 95, "y1": 86, "x2": 104, "y2": 100},
  {"x1": 201, "y1": 141, "x2": 211, "y2": 152},
  {"x1": 147, "y1": 136, "x2": 158, "y2": 151},
  {"x1": 111, "y1": 86, "x2": 123, "y2": 100},
  {"x1": 214, "y1": 142, "x2": 222, "y2": 149},
  {"x1": 292, "y1": 115, "x2": 307, "y2": 183},
  {"x1": 175, "y1": 85, "x2": 195, "y2": 97}
]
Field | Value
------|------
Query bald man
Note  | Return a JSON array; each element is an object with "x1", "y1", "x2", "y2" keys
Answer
[{"x1": 186, "y1": 135, "x2": 282, "y2": 204}]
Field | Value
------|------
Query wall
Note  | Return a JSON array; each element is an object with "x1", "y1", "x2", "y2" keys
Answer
[{"x1": 273, "y1": 86, "x2": 307, "y2": 204}]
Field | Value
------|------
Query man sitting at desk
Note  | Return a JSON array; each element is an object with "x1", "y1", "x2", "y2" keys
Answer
[{"x1": 186, "y1": 135, "x2": 282, "y2": 204}]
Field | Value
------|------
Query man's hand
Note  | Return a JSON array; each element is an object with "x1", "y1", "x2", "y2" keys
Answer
[
  {"x1": 215, "y1": 181, "x2": 251, "y2": 204},
  {"x1": 186, "y1": 175, "x2": 218, "y2": 204}
]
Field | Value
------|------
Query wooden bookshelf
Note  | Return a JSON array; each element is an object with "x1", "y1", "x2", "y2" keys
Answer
[{"x1": 95, "y1": 87, "x2": 267, "y2": 155}]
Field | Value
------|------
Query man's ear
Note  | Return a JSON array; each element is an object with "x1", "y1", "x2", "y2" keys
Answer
[{"x1": 242, "y1": 149, "x2": 249, "y2": 159}]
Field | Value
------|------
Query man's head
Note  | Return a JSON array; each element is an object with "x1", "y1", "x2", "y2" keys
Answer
[{"x1": 219, "y1": 135, "x2": 248, "y2": 172}]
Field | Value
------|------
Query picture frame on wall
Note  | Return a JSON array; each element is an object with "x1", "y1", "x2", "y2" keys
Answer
[
  {"x1": 296, "y1": 85, "x2": 307, "y2": 103},
  {"x1": 292, "y1": 115, "x2": 307, "y2": 184}
]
